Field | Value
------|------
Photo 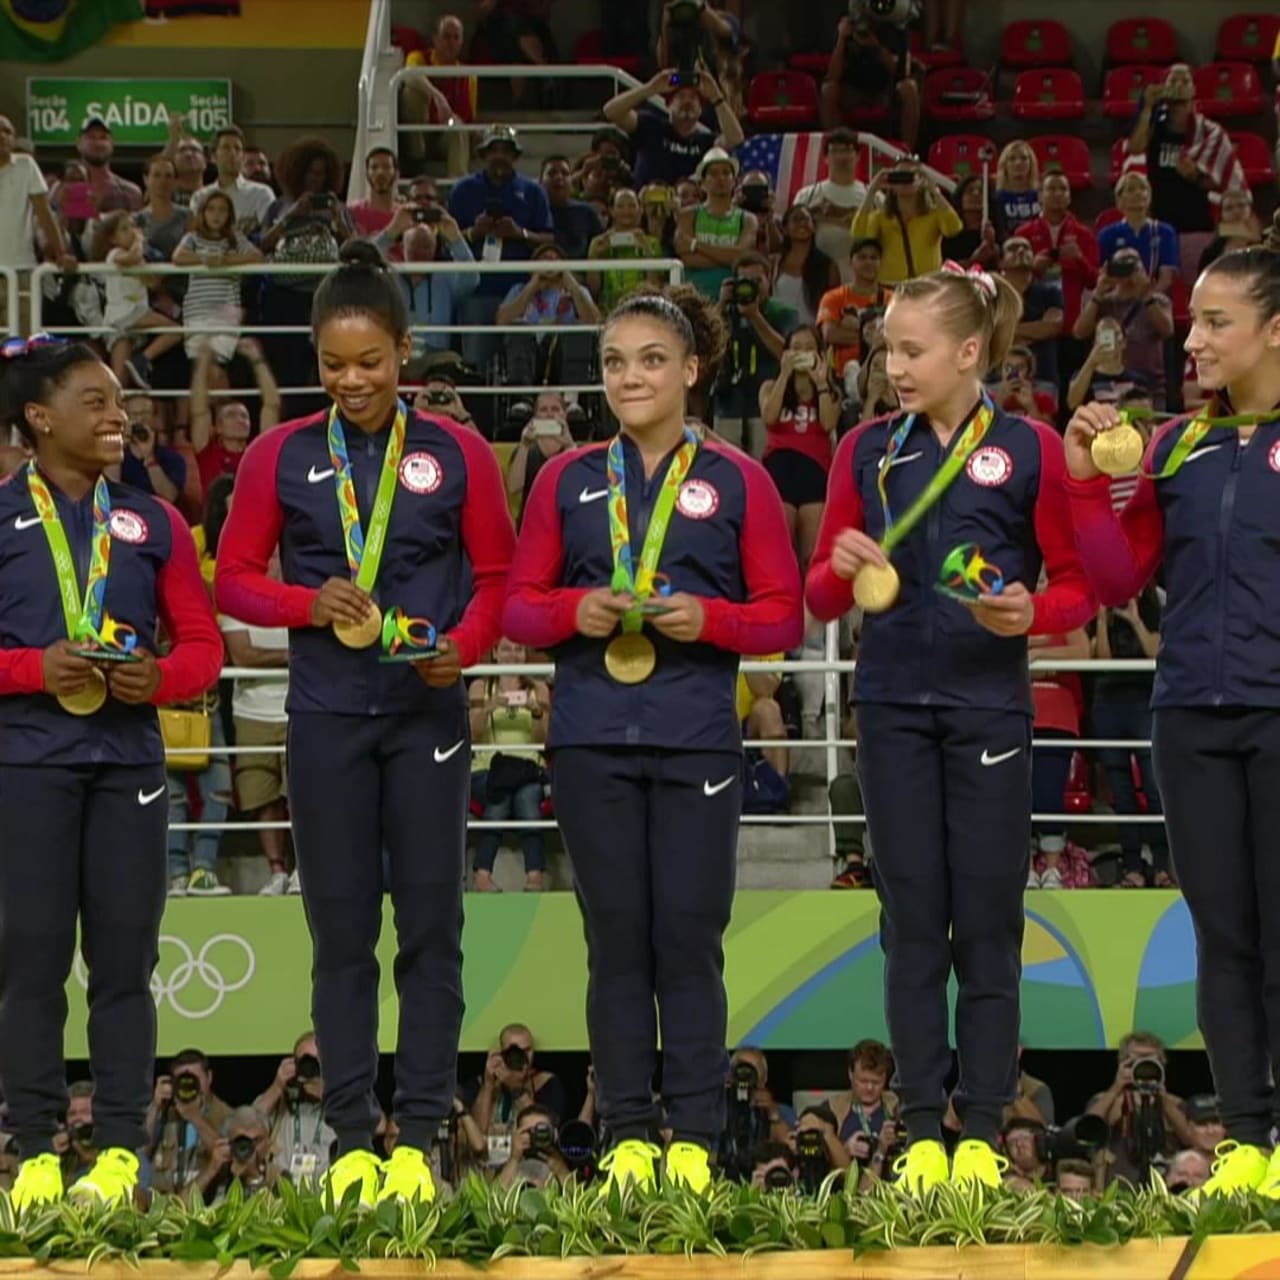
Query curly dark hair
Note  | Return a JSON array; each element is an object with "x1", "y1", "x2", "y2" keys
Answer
[{"x1": 275, "y1": 135, "x2": 344, "y2": 200}]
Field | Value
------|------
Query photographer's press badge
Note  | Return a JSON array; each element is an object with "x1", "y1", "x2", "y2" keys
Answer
[
  {"x1": 289, "y1": 1151, "x2": 318, "y2": 1183},
  {"x1": 377, "y1": 606, "x2": 440, "y2": 663},
  {"x1": 935, "y1": 543, "x2": 1005, "y2": 604}
]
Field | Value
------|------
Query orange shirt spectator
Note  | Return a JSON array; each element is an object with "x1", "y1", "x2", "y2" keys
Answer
[{"x1": 817, "y1": 283, "x2": 892, "y2": 377}]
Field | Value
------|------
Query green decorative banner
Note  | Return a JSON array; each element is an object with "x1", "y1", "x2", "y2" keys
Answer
[
  {"x1": 25, "y1": 76, "x2": 232, "y2": 146},
  {"x1": 62, "y1": 891, "x2": 1199, "y2": 1057}
]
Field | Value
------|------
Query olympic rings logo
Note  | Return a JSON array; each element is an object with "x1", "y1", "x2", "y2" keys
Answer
[{"x1": 73, "y1": 934, "x2": 255, "y2": 1020}]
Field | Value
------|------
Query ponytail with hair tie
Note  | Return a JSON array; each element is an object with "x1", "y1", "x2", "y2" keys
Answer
[{"x1": 941, "y1": 259, "x2": 999, "y2": 303}]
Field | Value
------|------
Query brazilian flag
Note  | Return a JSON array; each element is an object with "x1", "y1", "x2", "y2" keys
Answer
[{"x1": 0, "y1": 0, "x2": 144, "y2": 61}]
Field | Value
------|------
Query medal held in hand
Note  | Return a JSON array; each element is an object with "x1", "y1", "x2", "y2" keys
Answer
[
  {"x1": 326, "y1": 400, "x2": 407, "y2": 649},
  {"x1": 1089, "y1": 413, "x2": 1145, "y2": 477},
  {"x1": 602, "y1": 428, "x2": 699, "y2": 684}
]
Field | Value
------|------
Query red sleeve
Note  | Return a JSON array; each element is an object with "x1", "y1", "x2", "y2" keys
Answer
[
  {"x1": 442, "y1": 419, "x2": 515, "y2": 667},
  {"x1": 805, "y1": 424, "x2": 869, "y2": 622},
  {"x1": 698, "y1": 450, "x2": 804, "y2": 654},
  {"x1": 0, "y1": 648, "x2": 48, "y2": 696},
  {"x1": 214, "y1": 420, "x2": 320, "y2": 628},
  {"x1": 154, "y1": 502, "x2": 224, "y2": 704},
  {"x1": 501, "y1": 450, "x2": 591, "y2": 650},
  {"x1": 1065, "y1": 473, "x2": 1164, "y2": 606},
  {"x1": 1028, "y1": 421, "x2": 1097, "y2": 634},
  {"x1": 1075, "y1": 224, "x2": 1100, "y2": 288}
]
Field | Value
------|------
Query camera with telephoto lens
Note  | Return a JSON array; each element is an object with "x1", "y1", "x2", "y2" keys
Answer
[
  {"x1": 130, "y1": 423, "x2": 151, "y2": 444},
  {"x1": 71, "y1": 1122, "x2": 95, "y2": 1146},
  {"x1": 295, "y1": 1053, "x2": 321, "y2": 1082},
  {"x1": 229, "y1": 1134, "x2": 257, "y2": 1165},
  {"x1": 739, "y1": 183, "x2": 770, "y2": 214},
  {"x1": 727, "y1": 276, "x2": 760, "y2": 308},
  {"x1": 1034, "y1": 1113, "x2": 1108, "y2": 1165},
  {"x1": 174, "y1": 1072, "x2": 201, "y2": 1104},
  {"x1": 525, "y1": 1120, "x2": 555, "y2": 1157},
  {"x1": 794, "y1": 1121, "x2": 831, "y2": 1194},
  {"x1": 502, "y1": 1044, "x2": 529, "y2": 1073},
  {"x1": 764, "y1": 1164, "x2": 794, "y2": 1190},
  {"x1": 666, "y1": 0, "x2": 705, "y2": 84},
  {"x1": 729, "y1": 1059, "x2": 758, "y2": 1106},
  {"x1": 423, "y1": 389, "x2": 456, "y2": 408},
  {"x1": 1130, "y1": 1057, "x2": 1164, "y2": 1093},
  {"x1": 849, "y1": 0, "x2": 918, "y2": 25}
]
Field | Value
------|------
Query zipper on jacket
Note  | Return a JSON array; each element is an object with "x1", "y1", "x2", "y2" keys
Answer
[{"x1": 1213, "y1": 441, "x2": 1242, "y2": 705}]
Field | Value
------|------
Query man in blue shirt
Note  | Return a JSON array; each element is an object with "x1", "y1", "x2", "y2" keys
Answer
[{"x1": 120, "y1": 393, "x2": 185, "y2": 504}]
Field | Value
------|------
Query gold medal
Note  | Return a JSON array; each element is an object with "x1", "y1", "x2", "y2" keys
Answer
[
  {"x1": 853, "y1": 562, "x2": 900, "y2": 614},
  {"x1": 57, "y1": 666, "x2": 107, "y2": 717},
  {"x1": 334, "y1": 603, "x2": 384, "y2": 650},
  {"x1": 1091, "y1": 423, "x2": 1145, "y2": 477},
  {"x1": 604, "y1": 633, "x2": 657, "y2": 684}
]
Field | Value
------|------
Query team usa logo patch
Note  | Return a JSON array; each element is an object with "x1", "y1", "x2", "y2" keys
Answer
[
  {"x1": 107, "y1": 509, "x2": 148, "y2": 544},
  {"x1": 1269, "y1": 442, "x2": 1280, "y2": 474},
  {"x1": 399, "y1": 452, "x2": 443, "y2": 494},
  {"x1": 676, "y1": 479, "x2": 719, "y2": 519},
  {"x1": 966, "y1": 446, "x2": 1014, "y2": 488}
]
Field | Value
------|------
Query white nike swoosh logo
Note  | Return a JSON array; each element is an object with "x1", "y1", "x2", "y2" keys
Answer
[
  {"x1": 887, "y1": 451, "x2": 923, "y2": 469},
  {"x1": 307, "y1": 465, "x2": 336, "y2": 483},
  {"x1": 434, "y1": 740, "x2": 465, "y2": 763},
  {"x1": 1182, "y1": 444, "x2": 1224, "y2": 464},
  {"x1": 579, "y1": 487, "x2": 609, "y2": 504},
  {"x1": 14, "y1": 515, "x2": 41, "y2": 531},
  {"x1": 703, "y1": 776, "x2": 736, "y2": 797},
  {"x1": 137, "y1": 786, "x2": 166, "y2": 806},
  {"x1": 980, "y1": 748, "x2": 1020, "y2": 767}
]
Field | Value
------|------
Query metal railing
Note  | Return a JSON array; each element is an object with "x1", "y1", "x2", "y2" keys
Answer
[
  {"x1": 350, "y1": 0, "x2": 395, "y2": 204},
  {"x1": 1, "y1": 267, "x2": 16, "y2": 339}
]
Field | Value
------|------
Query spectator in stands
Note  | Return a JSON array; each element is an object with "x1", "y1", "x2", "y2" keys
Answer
[
  {"x1": 241, "y1": 146, "x2": 273, "y2": 189},
  {"x1": 820, "y1": 11, "x2": 919, "y2": 152},
  {"x1": 587, "y1": 188, "x2": 663, "y2": 313},
  {"x1": 999, "y1": 345, "x2": 1057, "y2": 421},
  {"x1": 497, "y1": 1103, "x2": 570, "y2": 1189},
  {"x1": 495, "y1": 241, "x2": 601, "y2": 392},
  {"x1": 1017, "y1": 171, "x2": 1098, "y2": 346},
  {"x1": 413, "y1": 376, "x2": 479, "y2": 432},
  {"x1": 738, "y1": 660, "x2": 789, "y2": 782},
  {"x1": 794, "y1": 129, "x2": 868, "y2": 282},
  {"x1": 572, "y1": 127, "x2": 634, "y2": 194},
  {"x1": 167, "y1": 695, "x2": 232, "y2": 896},
  {"x1": 924, "y1": 0, "x2": 965, "y2": 53},
  {"x1": 222, "y1": 592, "x2": 293, "y2": 896},
  {"x1": 852, "y1": 160, "x2": 960, "y2": 286},
  {"x1": 192, "y1": 125, "x2": 275, "y2": 238},
  {"x1": 473, "y1": 0, "x2": 559, "y2": 107},
  {"x1": 401, "y1": 13, "x2": 475, "y2": 176},
  {"x1": 170, "y1": 135, "x2": 208, "y2": 208},
  {"x1": 76, "y1": 116, "x2": 142, "y2": 212},
  {"x1": 506, "y1": 389, "x2": 577, "y2": 516},
  {"x1": 998, "y1": 236, "x2": 1063, "y2": 390},
  {"x1": 469, "y1": 1024, "x2": 566, "y2": 1171},
  {"x1": 192, "y1": 1106, "x2": 277, "y2": 1202},
  {"x1": 993, "y1": 142, "x2": 1041, "y2": 240},
  {"x1": 120, "y1": 392, "x2": 184, "y2": 504},
  {"x1": 1097, "y1": 173, "x2": 1179, "y2": 296},
  {"x1": 639, "y1": 183, "x2": 677, "y2": 256},
  {"x1": 817, "y1": 239, "x2": 891, "y2": 399},
  {"x1": 603, "y1": 67, "x2": 745, "y2": 190},
  {"x1": 1073, "y1": 249, "x2": 1173, "y2": 406},
  {"x1": 712, "y1": 250, "x2": 797, "y2": 455},
  {"x1": 347, "y1": 147, "x2": 400, "y2": 239},
  {"x1": 657, "y1": 0, "x2": 740, "y2": 95},
  {"x1": 173, "y1": 192, "x2": 262, "y2": 366},
  {"x1": 448, "y1": 125, "x2": 554, "y2": 379},
  {"x1": 771, "y1": 206, "x2": 839, "y2": 329},
  {"x1": 856, "y1": 340, "x2": 897, "y2": 422},
  {"x1": 1010, "y1": 1046, "x2": 1056, "y2": 1125},
  {"x1": 1128, "y1": 64, "x2": 1244, "y2": 280},
  {"x1": 677, "y1": 148, "x2": 756, "y2": 302},
  {"x1": 190, "y1": 337, "x2": 281, "y2": 495},
  {"x1": 1198, "y1": 188, "x2": 1263, "y2": 273},
  {"x1": 759, "y1": 326, "x2": 838, "y2": 571},
  {"x1": 1093, "y1": 586, "x2": 1169, "y2": 888},
  {"x1": 469, "y1": 637, "x2": 550, "y2": 892},
  {"x1": 254, "y1": 1033, "x2": 336, "y2": 1183},
  {"x1": 135, "y1": 154, "x2": 189, "y2": 260},
  {"x1": 95, "y1": 211, "x2": 183, "y2": 391},
  {"x1": 147, "y1": 1049, "x2": 231, "y2": 1196},
  {"x1": 940, "y1": 174, "x2": 999, "y2": 271},
  {"x1": 397, "y1": 217, "x2": 479, "y2": 374},
  {"x1": 738, "y1": 170, "x2": 784, "y2": 259},
  {"x1": 1066, "y1": 320, "x2": 1152, "y2": 412},
  {"x1": 1167, "y1": 1148, "x2": 1211, "y2": 1193},
  {"x1": 541, "y1": 156, "x2": 604, "y2": 261}
]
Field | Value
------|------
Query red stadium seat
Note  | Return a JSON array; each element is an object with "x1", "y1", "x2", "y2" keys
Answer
[
  {"x1": 1028, "y1": 135, "x2": 1092, "y2": 189},
  {"x1": 1229, "y1": 131, "x2": 1276, "y2": 187},
  {"x1": 1168, "y1": 274, "x2": 1192, "y2": 327},
  {"x1": 1193, "y1": 62, "x2": 1265, "y2": 119},
  {"x1": 1216, "y1": 13, "x2": 1280, "y2": 63},
  {"x1": 1109, "y1": 138, "x2": 1135, "y2": 184},
  {"x1": 908, "y1": 29, "x2": 965, "y2": 70},
  {"x1": 789, "y1": 53, "x2": 831, "y2": 77},
  {"x1": 1012, "y1": 69, "x2": 1085, "y2": 121},
  {"x1": 1000, "y1": 19, "x2": 1072, "y2": 69},
  {"x1": 923, "y1": 67, "x2": 995, "y2": 123},
  {"x1": 572, "y1": 28, "x2": 643, "y2": 76},
  {"x1": 391, "y1": 24, "x2": 427, "y2": 59},
  {"x1": 746, "y1": 71, "x2": 819, "y2": 129},
  {"x1": 1103, "y1": 65, "x2": 1169, "y2": 119},
  {"x1": 927, "y1": 134, "x2": 997, "y2": 181},
  {"x1": 1095, "y1": 206, "x2": 1124, "y2": 234},
  {"x1": 1106, "y1": 18, "x2": 1178, "y2": 66}
]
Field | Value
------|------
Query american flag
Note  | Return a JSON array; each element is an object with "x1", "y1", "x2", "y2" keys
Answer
[{"x1": 735, "y1": 132, "x2": 828, "y2": 208}]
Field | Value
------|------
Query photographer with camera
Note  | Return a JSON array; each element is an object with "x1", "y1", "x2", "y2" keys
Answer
[
  {"x1": 505, "y1": 390, "x2": 577, "y2": 519},
  {"x1": 1065, "y1": 322, "x2": 1151, "y2": 413},
  {"x1": 677, "y1": 149, "x2": 757, "y2": 303},
  {"x1": 387, "y1": 210, "x2": 479, "y2": 373},
  {"x1": 412, "y1": 378, "x2": 478, "y2": 433},
  {"x1": 1001, "y1": 1118, "x2": 1050, "y2": 1191},
  {"x1": 710, "y1": 252, "x2": 797, "y2": 456},
  {"x1": 497, "y1": 1103, "x2": 571, "y2": 1189},
  {"x1": 793, "y1": 1104, "x2": 852, "y2": 1193},
  {"x1": 738, "y1": 172, "x2": 783, "y2": 259},
  {"x1": 190, "y1": 337, "x2": 282, "y2": 500},
  {"x1": 191, "y1": 1107, "x2": 277, "y2": 1203},
  {"x1": 118, "y1": 391, "x2": 185, "y2": 505},
  {"x1": 821, "y1": 1, "x2": 920, "y2": 153},
  {"x1": 252, "y1": 1032, "x2": 336, "y2": 1185},
  {"x1": 56, "y1": 1082, "x2": 98, "y2": 1189},
  {"x1": 717, "y1": 1048, "x2": 795, "y2": 1180},
  {"x1": 470, "y1": 1024, "x2": 566, "y2": 1171},
  {"x1": 852, "y1": 159, "x2": 960, "y2": 286},
  {"x1": 147, "y1": 1049, "x2": 232, "y2": 1196},
  {"x1": 750, "y1": 1140, "x2": 798, "y2": 1191}
]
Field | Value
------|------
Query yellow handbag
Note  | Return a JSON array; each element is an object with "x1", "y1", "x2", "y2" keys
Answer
[{"x1": 159, "y1": 697, "x2": 213, "y2": 772}]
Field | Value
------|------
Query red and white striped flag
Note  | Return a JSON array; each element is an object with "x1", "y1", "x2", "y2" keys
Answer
[{"x1": 735, "y1": 131, "x2": 828, "y2": 208}]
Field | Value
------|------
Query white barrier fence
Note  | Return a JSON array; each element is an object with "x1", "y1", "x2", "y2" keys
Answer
[{"x1": 1, "y1": 267, "x2": 16, "y2": 339}]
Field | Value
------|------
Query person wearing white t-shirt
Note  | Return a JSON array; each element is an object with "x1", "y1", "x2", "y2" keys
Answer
[
  {"x1": 191, "y1": 126, "x2": 275, "y2": 238},
  {"x1": 0, "y1": 116, "x2": 72, "y2": 329},
  {"x1": 220, "y1": 614, "x2": 293, "y2": 894},
  {"x1": 792, "y1": 128, "x2": 868, "y2": 283}
]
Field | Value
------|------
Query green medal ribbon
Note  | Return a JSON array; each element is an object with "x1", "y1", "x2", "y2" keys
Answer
[
  {"x1": 326, "y1": 400, "x2": 408, "y2": 595},
  {"x1": 605, "y1": 427, "x2": 699, "y2": 634},
  {"x1": 1120, "y1": 404, "x2": 1280, "y2": 480},
  {"x1": 875, "y1": 395, "x2": 998, "y2": 554}
]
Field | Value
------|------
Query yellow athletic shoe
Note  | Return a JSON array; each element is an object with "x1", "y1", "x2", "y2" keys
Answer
[
  {"x1": 597, "y1": 1139, "x2": 661, "y2": 1196},
  {"x1": 376, "y1": 1145, "x2": 436, "y2": 1204},
  {"x1": 951, "y1": 1140, "x2": 1008, "y2": 1191},
  {"x1": 664, "y1": 1141, "x2": 712, "y2": 1194},
  {"x1": 892, "y1": 1139, "x2": 949, "y2": 1196},
  {"x1": 1198, "y1": 1141, "x2": 1268, "y2": 1199},
  {"x1": 69, "y1": 1148, "x2": 139, "y2": 1207},
  {"x1": 1256, "y1": 1147, "x2": 1280, "y2": 1200},
  {"x1": 322, "y1": 1149, "x2": 382, "y2": 1209},
  {"x1": 10, "y1": 1154, "x2": 63, "y2": 1213}
]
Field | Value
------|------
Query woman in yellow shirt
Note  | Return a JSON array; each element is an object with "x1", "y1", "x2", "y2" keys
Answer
[{"x1": 850, "y1": 161, "x2": 962, "y2": 285}]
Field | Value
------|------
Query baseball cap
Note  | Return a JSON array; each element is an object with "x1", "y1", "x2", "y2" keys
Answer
[
  {"x1": 477, "y1": 124, "x2": 522, "y2": 155},
  {"x1": 80, "y1": 116, "x2": 111, "y2": 135}
]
